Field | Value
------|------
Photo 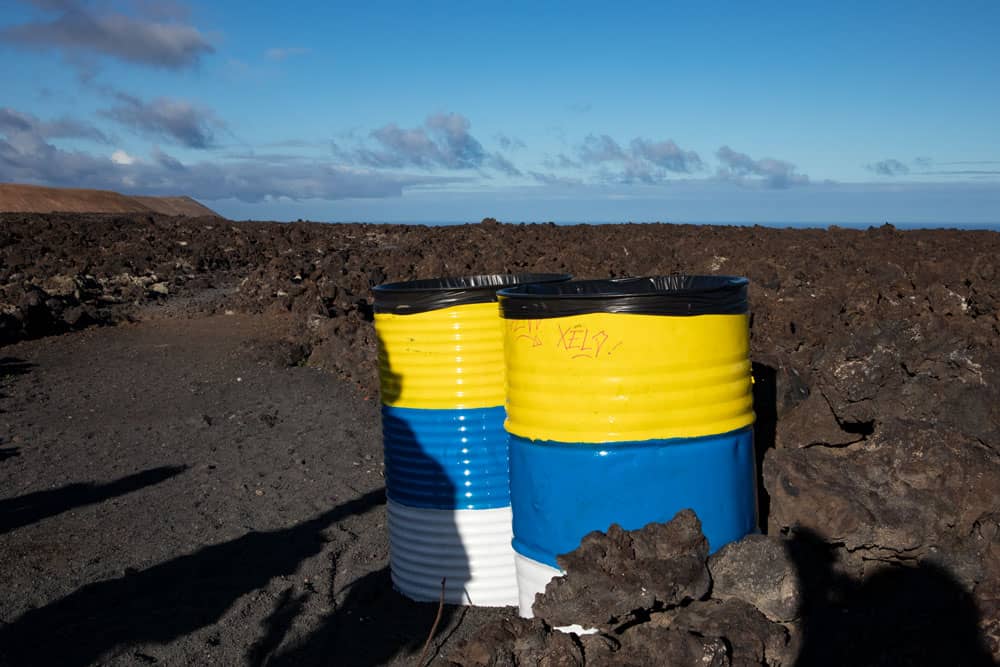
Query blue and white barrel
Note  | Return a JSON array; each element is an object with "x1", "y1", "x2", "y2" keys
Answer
[
  {"x1": 374, "y1": 273, "x2": 570, "y2": 606},
  {"x1": 498, "y1": 276, "x2": 758, "y2": 617}
]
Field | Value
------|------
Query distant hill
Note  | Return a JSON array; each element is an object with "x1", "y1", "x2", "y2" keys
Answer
[{"x1": 0, "y1": 183, "x2": 220, "y2": 217}]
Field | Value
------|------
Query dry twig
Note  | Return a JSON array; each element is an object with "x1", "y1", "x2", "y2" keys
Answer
[{"x1": 416, "y1": 577, "x2": 447, "y2": 666}]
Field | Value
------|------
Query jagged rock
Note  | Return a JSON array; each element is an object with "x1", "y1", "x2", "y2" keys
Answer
[
  {"x1": 764, "y1": 422, "x2": 1000, "y2": 565},
  {"x1": 41, "y1": 274, "x2": 79, "y2": 298},
  {"x1": 970, "y1": 513, "x2": 1000, "y2": 658},
  {"x1": 437, "y1": 617, "x2": 583, "y2": 667},
  {"x1": 708, "y1": 534, "x2": 801, "y2": 622},
  {"x1": 775, "y1": 391, "x2": 862, "y2": 448},
  {"x1": 532, "y1": 509, "x2": 710, "y2": 629},
  {"x1": 598, "y1": 624, "x2": 731, "y2": 666},
  {"x1": 653, "y1": 598, "x2": 795, "y2": 667}
]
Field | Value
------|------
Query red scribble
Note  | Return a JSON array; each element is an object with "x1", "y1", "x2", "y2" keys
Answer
[
  {"x1": 512, "y1": 320, "x2": 543, "y2": 347},
  {"x1": 559, "y1": 324, "x2": 611, "y2": 359}
]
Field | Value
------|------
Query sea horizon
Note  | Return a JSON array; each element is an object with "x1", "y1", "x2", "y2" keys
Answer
[{"x1": 290, "y1": 219, "x2": 1000, "y2": 232}]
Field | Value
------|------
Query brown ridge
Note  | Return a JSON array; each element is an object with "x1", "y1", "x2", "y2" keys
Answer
[{"x1": 0, "y1": 183, "x2": 219, "y2": 217}]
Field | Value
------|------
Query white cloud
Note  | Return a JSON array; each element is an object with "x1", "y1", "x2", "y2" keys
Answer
[{"x1": 111, "y1": 149, "x2": 135, "y2": 165}]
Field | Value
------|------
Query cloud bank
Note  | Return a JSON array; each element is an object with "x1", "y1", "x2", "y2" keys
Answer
[
  {"x1": 1, "y1": 106, "x2": 109, "y2": 144},
  {"x1": 716, "y1": 145, "x2": 809, "y2": 188},
  {"x1": 337, "y1": 112, "x2": 519, "y2": 177},
  {"x1": 101, "y1": 92, "x2": 223, "y2": 149},
  {"x1": 868, "y1": 158, "x2": 910, "y2": 176},
  {"x1": 577, "y1": 134, "x2": 703, "y2": 184},
  {"x1": 0, "y1": 107, "x2": 441, "y2": 202},
  {"x1": 0, "y1": 0, "x2": 213, "y2": 69}
]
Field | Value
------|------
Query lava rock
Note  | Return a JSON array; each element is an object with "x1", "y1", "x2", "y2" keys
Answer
[
  {"x1": 437, "y1": 617, "x2": 583, "y2": 667},
  {"x1": 708, "y1": 534, "x2": 802, "y2": 622},
  {"x1": 765, "y1": 422, "x2": 1000, "y2": 564},
  {"x1": 657, "y1": 598, "x2": 795, "y2": 667},
  {"x1": 532, "y1": 509, "x2": 710, "y2": 629},
  {"x1": 595, "y1": 624, "x2": 732, "y2": 666}
]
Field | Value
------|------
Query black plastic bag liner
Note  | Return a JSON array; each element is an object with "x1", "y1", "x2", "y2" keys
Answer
[
  {"x1": 497, "y1": 275, "x2": 748, "y2": 319},
  {"x1": 374, "y1": 273, "x2": 572, "y2": 314}
]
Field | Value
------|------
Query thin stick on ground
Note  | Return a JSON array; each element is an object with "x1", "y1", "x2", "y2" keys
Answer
[{"x1": 416, "y1": 577, "x2": 447, "y2": 666}]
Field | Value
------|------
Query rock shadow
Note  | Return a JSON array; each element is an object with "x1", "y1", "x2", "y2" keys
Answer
[
  {"x1": 787, "y1": 527, "x2": 996, "y2": 666},
  {"x1": 751, "y1": 362, "x2": 777, "y2": 531},
  {"x1": 0, "y1": 489, "x2": 385, "y2": 667},
  {"x1": 0, "y1": 465, "x2": 189, "y2": 534}
]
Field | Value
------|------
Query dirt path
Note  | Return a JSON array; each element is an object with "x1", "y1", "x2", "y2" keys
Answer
[{"x1": 0, "y1": 313, "x2": 504, "y2": 666}]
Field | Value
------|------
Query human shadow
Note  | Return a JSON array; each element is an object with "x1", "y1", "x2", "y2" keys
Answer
[
  {"x1": 264, "y1": 331, "x2": 467, "y2": 666},
  {"x1": 245, "y1": 587, "x2": 310, "y2": 667},
  {"x1": 266, "y1": 568, "x2": 463, "y2": 667},
  {"x1": 0, "y1": 357, "x2": 35, "y2": 377},
  {"x1": 0, "y1": 446, "x2": 20, "y2": 462},
  {"x1": 787, "y1": 527, "x2": 996, "y2": 666},
  {"x1": 0, "y1": 489, "x2": 386, "y2": 667},
  {"x1": 751, "y1": 362, "x2": 777, "y2": 532},
  {"x1": 0, "y1": 465, "x2": 189, "y2": 534}
]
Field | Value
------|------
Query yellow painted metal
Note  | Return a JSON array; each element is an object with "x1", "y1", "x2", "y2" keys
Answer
[
  {"x1": 503, "y1": 312, "x2": 754, "y2": 443},
  {"x1": 376, "y1": 302, "x2": 505, "y2": 410}
]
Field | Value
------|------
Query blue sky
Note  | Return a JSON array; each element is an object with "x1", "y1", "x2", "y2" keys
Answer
[{"x1": 2, "y1": 1, "x2": 999, "y2": 223}]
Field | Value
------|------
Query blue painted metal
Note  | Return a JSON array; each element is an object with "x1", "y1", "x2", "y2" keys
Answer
[
  {"x1": 382, "y1": 405, "x2": 511, "y2": 510},
  {"x1": 509, "y1": 426, "x2": 756, "y2": 569}
]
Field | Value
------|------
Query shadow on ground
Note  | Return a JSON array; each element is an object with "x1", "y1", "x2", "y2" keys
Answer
[
  {"x1": 788, "y1": 527, "x2": 996, "y2": 666},
  {"x1": 0, "y1": 357, "x2": 35, "y2": 377},
  {"x1": 0, "y1": 490, "x2": 386, "y2": 667},
  {"x1": 244, "y1": 330, "x2": 470, "y2": 667},
  {"x1": 265, "y1": 568, "x2": 461, "y2": 667},
  {"x1": 0, "y1": 465, "x2": 188, "y2": 534}
]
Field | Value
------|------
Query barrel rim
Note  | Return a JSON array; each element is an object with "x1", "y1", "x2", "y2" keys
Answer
[
  {"x1": 374, "y1": 273, "x2": 572, "y2": 314},
  {"x1": 497, "y1": 275, "x2": 748, "y2": 318}
]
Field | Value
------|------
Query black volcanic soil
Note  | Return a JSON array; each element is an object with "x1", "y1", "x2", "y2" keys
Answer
[{"x1": 1, "y1": 213, "x2": 999, "y2": 665}]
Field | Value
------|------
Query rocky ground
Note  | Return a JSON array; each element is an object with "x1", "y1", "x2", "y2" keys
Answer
[{"x1": 1, "y1": 212, "x2": 998, "y2": 665}]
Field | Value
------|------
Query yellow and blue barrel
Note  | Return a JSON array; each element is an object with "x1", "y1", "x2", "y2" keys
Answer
[
  {"x1": 498, "y1": 276, "x2": 757, "y2": 617},
  {"x1": 374, "y1": 273, "x2": 570, "y2": 606}
]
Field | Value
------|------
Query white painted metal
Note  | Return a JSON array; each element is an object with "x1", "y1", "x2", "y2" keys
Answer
[
  {"x1": 514, "y1": 551, "x2": 562, "y2": 617},
  {"x1": 513, "y1": 551, "x2": 598, "y2": 634},
  {"x1": 387, "y1": 500, "x2": 518, "y2": 606}
]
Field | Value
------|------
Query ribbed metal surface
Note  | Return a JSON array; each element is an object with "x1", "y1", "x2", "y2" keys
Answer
[
  {"x1": 503, "y1": 312, "x2": 754, "y2": 442},
  {"x1": 387, "y1": 500, "x2": 518, "y2": 606},
  {"x1": 376, "y1": 302, "x2": 506, "y2": 410},
  {"x1": 382, "y1": 405, "x2": 510, "y2": 510}
]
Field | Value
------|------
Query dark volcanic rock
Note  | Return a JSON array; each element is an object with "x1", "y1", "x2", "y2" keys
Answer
[
  {"x1": 3, "y1": 213, "x2": 1000, "y2": 663},
  {"x1": 597, "y1": 624, "x2": 731, "y2": 666},
  {"x1": 765, "y1": 422, "x2": 1000, "y2": 578},
  {"x1": 658, "y1": 599, "x2": 795, "y2": 667},
  {"x1": 531, "y1": 509, "x2": 710, "y2": 629},
  {"x1": 437, "y1": 617, "x2": 583, "y2": 667},
  {"x1": 708, "y1": 534, "x2": 801, "y2": 622}
]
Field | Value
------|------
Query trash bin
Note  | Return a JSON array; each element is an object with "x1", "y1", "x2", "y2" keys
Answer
[
  {"x1": 374, "y1": 273, "x2": 571, "y2": 606},
  {"x1": 498, "y1": 276, "x2": 757, "y2": 617}
]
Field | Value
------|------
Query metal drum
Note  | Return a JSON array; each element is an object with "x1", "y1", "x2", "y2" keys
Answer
[
  {"x1": 373, "y1": 273, "x2": 570, "y2": 606},
  {"x1": 498, "y1": 276, "x2": 757, "y2": 617}
]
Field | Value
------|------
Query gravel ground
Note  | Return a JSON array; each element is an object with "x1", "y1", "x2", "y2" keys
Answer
[{"x1": 0, "y1": 312, "x2": 507, "y2": 667}]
